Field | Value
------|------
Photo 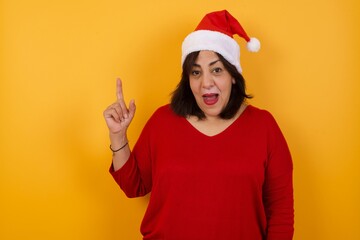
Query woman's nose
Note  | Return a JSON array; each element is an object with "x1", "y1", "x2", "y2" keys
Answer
[{"x1": 201, "y1": 72, "x2": 214, "y2": 88}]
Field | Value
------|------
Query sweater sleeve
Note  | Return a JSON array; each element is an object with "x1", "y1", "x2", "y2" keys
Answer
[
  {"x1": 109, "y1": 113, "x2": 155, "y2": 198},
  {"x1": 262, "y1": 113, "x2": 294, "y2": 240}
]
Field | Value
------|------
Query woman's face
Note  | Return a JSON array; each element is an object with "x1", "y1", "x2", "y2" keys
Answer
[{"x1": 189, "y1": 50, "x2": 235, "y2": 119}]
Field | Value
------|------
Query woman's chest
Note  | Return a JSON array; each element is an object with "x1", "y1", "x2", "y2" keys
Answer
[{"x1": 152, "y1": 130, "x2": 268, "y2": 190}]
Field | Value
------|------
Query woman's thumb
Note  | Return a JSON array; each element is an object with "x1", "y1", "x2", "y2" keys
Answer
[{"x1": 129, "y1": 99, "x2": 136, "y2": 116}]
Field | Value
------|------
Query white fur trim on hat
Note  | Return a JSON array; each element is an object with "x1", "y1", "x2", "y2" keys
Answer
[{"x1": 181, "y1": 30, "x2": 242, "y2": 73}]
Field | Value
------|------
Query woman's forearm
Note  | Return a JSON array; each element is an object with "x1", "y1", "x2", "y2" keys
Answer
[{"x1": 109, "y1": 132, "x2": 131, "y2": 171}]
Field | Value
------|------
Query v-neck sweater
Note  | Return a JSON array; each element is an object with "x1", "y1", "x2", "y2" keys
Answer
[{"x1": 110, "y1": 104, "x2": 294, "y2": 240}]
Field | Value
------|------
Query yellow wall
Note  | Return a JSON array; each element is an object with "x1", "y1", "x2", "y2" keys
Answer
[{"x1": 1, "y1": 0, "x2": 359, "y2": 239}]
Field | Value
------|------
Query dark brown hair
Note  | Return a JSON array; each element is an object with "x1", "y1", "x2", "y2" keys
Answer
[{"x1": 170, "y1": 51, "x2": 252, "y2": 119}]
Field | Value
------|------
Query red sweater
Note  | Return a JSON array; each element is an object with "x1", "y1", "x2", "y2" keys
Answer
[{"x1": 110, "y1": 105, "x2": 294, "y2": 240}]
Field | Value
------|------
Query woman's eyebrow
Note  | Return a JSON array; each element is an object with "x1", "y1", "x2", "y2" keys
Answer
[
  {"x1": 192, "y1": 59, "x2": 220, "y2": 67},
  {"x1": 209, "y1": 59, "x2": 220, "y2": 66}
]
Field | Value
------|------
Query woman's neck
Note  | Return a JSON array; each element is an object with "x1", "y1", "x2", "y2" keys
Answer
[{"x1": 186, "y1": 103, "x2": 248, "y2": 136}]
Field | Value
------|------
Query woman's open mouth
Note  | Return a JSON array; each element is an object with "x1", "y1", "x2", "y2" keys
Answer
[{"x1": 202, "y1": 93, "x2": 219, "y2": 105}]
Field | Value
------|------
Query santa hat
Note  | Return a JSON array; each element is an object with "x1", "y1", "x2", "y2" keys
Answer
[{"x1": 181, "y1": 10, "x2": 260, "y2": 73}]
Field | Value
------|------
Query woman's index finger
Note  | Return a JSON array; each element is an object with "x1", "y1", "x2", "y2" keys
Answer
[{"x1": 116, "y1": 78, "x2": 124, "y2": 101}]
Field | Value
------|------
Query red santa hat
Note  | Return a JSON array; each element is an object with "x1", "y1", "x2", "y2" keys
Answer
[{"x1": 181, "y1": 10, "x2": 260, "y2": 73}]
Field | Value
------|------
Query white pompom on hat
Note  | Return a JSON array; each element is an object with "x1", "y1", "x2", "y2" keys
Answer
[{"x1": 181, "y1": 10, "x2": 260, "y2": 73}]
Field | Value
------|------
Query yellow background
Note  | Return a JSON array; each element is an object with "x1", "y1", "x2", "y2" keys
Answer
[{"x1": 1, "y1": 0, "x2": 359, "y2": 239}]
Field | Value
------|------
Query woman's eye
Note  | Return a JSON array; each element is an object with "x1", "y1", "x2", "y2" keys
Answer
[
  {"x1": 213, "y1": 67, "x2": 222, "y2": 73},
  {"x1": 191, "y1": 70, "x2": 200, "y2": 76}
]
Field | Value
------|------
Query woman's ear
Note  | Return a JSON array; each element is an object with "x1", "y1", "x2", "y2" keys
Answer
[{"x1": 232, "y1": 78, "x2": 236, "y2": 84}]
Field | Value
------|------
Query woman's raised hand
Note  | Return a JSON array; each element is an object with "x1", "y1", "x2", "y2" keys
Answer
[{"x1": 103, "y1": 78, "x2": 136, "y2": 135}]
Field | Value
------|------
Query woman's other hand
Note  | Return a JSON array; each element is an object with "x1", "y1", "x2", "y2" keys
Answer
[{"x1": 103, "y1": 78, "x2": 136, "y2": 135}]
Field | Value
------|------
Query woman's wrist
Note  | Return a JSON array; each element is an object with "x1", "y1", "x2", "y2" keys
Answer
[
  {"x1": 109, "y1": 132, "x2": 128, "y2": 150},
  {"x1": 110, "y1": 142, "x2": 128, "y2": 152}
]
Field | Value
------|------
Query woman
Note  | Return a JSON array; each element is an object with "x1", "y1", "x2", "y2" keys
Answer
[{"x1": 103, "y1": 10, "x2": 294, "y2": 240}]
